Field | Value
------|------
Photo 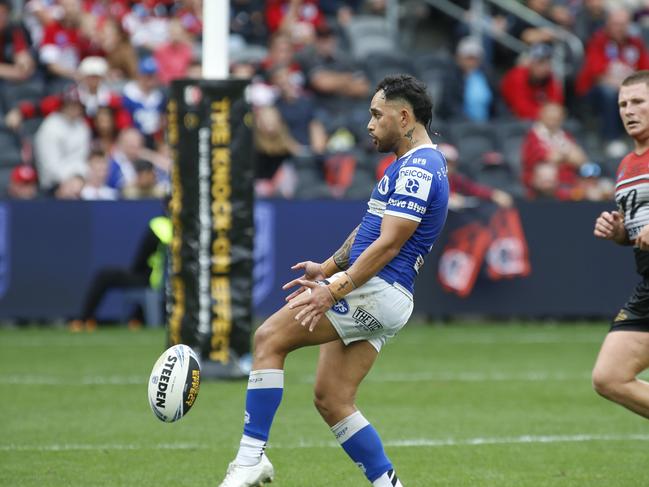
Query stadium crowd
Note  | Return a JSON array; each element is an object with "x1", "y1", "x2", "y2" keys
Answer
[{"x1": 0, "y1": 0, "x2": 646, "y2": 202}]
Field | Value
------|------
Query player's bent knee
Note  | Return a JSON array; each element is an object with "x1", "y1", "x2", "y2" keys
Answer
[
  {"x1": 313, "y1": 387, "x2": 352, "y2": 421},
  {"x1": 252, "y1": 321, "x2": 283, "y2": 359},
  {"x1": 592, "y1": 367, "x2": 627, "y2": 400}
]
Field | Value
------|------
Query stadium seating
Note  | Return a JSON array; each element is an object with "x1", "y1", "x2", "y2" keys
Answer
[
  {"x1": 0, "y1": 127, "x2": 23, "y2": 167},
  {"x1": 1, "y1": 78, "x2": 45, "y2": 111},
  {"x1": 291, "y1": 155, "x2": 332, "y2": 199},
  {"x1": 345, "y1": 15, "x2": 396, "y2": 59},
  {"x1": 362, "y1": 52, "x2": 417, "y2": 87}
]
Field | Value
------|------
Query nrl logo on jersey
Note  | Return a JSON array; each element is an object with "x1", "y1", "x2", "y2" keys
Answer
[{"x1": 377, "y1": 175, "x2": 390, "y2": 195}]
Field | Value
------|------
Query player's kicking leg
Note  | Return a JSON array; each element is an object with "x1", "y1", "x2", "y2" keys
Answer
[
  {"x1": 313, "y1": 339, "x2": 404, "y2": 486},
  {"x1": 218, "y1": 303, "x2": 341, "y2": 487},
  {"x1": 592, "y1": 330, "x2": 649, "y2": 418}
]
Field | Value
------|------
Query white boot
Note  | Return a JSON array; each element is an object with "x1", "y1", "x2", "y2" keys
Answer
[{"x1": 218, "y1": 453, "x2": 274, "y2": 487}]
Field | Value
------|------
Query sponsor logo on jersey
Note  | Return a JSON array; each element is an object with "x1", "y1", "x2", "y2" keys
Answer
[
  {"x1": 244, "y1": 411, "x2": 251, "y2": 424},
  {"x1": 405, "y1": 178, "x2": 420, "y2": 194},
  {"x1": 331, "y1": 299, "x2": 350, "y2": 314},
  {"x1": 377, "y1": 175, "x2": 390, "y2": 195},
  {"x1": 388, "y1": 198, "x2": 426, "y2": 215},
  {"x1": 394, "y1": 168, "x2": 433, "y2": 200},
  {"x1": 352, "y1": 307, "x2": 383, "y2": 332},
  {"x1": 411, "y1": 157, "x2": 427, "y2": 165}
]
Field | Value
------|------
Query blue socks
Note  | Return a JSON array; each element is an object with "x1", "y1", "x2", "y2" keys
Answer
[
  {"x1": 235, "y1": 369, "x2": 284, "y2": 466},
  {"x1": 331, "y1": 411, "x2": 396, "y2": 484}
]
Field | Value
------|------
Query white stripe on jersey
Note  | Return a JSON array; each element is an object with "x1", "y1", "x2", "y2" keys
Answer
[
  {"x1": 616, "y1": 174, "x2": 649, "y2": 188},
  {"x1": 367, "y1": 198, "x2": 386, "y2": 217}
]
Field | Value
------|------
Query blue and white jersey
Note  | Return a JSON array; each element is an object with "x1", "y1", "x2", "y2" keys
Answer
[
  {"x1": 349, "y1": 144, "x2": 449, "y2": 296},
  {"x1": 121, "y1": 81, "x2": 166, "y2": 136}
]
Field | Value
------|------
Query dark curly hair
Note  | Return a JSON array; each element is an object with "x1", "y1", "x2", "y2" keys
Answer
[{"x1": 375, "y1": 74, "x2": 433, "y2": 131}]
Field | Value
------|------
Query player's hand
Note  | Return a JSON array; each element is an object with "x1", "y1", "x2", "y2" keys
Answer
[
  {"x1": 282, "y1": 260, "x2": 326, "y2": 301},
  {"x1": 636, "y1": 225, "x2": 649, "y2": 251},
  {"x1": 594, "y1": 211, "x2": 626, "y2": 243},
  {"x1": 287, "y1": 279, "x2": 335, "y2": 331}
]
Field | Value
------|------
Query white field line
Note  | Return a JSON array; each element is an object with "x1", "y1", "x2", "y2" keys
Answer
[
  {"x1": 0, "y1": 371, "x2": 596, "y2": 386},
  {"x1": 2, "y1": 434, "x2": 649, "y2": 452}
]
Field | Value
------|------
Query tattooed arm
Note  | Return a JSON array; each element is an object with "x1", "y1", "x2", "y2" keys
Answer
[
  {"x1": 331, "y1": 225, "x2": 360, "y2": 271},
  {"x1": 282, "y1": 225, "x2": 360, "y2": 301}
]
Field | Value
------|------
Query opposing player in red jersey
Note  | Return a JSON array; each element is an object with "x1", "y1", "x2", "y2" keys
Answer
[{"x1": 593, "y1": 70, "x2": 649, "y2": 418}]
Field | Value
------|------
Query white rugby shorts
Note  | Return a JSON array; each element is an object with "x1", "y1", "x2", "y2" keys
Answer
[{"x1": 323, "y1": 272, "x2": 414, "y2": 352}]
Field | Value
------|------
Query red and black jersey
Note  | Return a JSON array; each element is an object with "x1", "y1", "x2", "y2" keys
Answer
[{"x1": 616, "y1": 149, "x2": 649, "y2": 274}]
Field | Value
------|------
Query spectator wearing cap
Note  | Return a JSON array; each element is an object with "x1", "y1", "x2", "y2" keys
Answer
[
  {"x1": 7, "y1": 164, "x2": 38, "y2": 199},
  {"x1": 5, "y1": 55, "x2": 132, "y2": 134},
  {"x1": 153, "y1": 18, "x2": 193, "y2": 85},
  {"x1": 439, "y1": 142, "x2": 514, "y2": 210},
  {"x1": 0, "y1": 0, "x2": 35, "y2": 89},
  {"x1": 576, "y1": 8, "x2": 649, "y2": 145},
  {"x1": 437, "y1": 36, "x2": 502, "y2": 122},
  {"x1": 521, "y1": 102, "x2": 587, "y2": 200},
  {"x1": 33, "y1": 86, "x2": 91, "y2": 193},
  {"x1": 500, "y1": 43, "x2": 564, "y2": 120},
  {"x1": 122, "y1": 56, "x2": 166, "y2": 147},
  {"x1": 122, "y1": 158, "x2": 166, "y2": 199}
]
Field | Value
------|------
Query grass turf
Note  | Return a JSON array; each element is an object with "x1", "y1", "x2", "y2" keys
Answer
[{"x1": 1, "y1": 322, "x2": 648, "y2": 486}]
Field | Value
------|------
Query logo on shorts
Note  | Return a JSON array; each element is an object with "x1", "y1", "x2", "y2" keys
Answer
[
  {"x1": 614, "y1": 309, "x2": 628, "y2": 322},
  {"x1": 331, "y1": 299, "x2": 350, "y2": 314},
  {"x1": 352, "y1": 308, "x2": 383, "y2": 332}
]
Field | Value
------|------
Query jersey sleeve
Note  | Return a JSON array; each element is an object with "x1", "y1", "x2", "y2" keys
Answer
[{"x1": 385, "y1": 157, "x2": 438, "y2": 222}]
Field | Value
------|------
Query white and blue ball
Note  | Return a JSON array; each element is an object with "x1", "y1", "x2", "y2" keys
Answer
[{"x1": 147, "y1": 344, "x2": 201, "y2": 422}]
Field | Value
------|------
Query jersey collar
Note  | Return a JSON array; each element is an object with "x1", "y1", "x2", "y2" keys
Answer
[{"x1": 398, "y1": 143, "x2": 437, "y2": 161}]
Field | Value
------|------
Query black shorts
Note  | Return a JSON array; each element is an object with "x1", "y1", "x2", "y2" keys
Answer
[{"x1": 610, "y1": 277, "x2": 649, "y2": 332}]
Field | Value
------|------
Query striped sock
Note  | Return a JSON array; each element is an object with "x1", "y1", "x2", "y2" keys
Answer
[
  {"x1": 234, "y1": 369, "x2": 284, "y2": 466},
  {"x1": 331, "y1": 411, "x2": 394, "y2": 483},
  {"x1": 372, "y1": 469, "x2": 403, "y2": 486}
]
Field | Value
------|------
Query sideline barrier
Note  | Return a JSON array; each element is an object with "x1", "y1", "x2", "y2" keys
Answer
[{"x1": 0, "y1": 199, "x2": 635, "y2": 321}]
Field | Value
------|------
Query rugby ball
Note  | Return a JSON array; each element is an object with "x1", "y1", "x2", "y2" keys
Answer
[{"x1": 148, "y1": 344, "x2": 201, "y2": 422}]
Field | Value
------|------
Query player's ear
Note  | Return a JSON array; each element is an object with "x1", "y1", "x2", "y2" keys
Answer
[{"x1": 400, "y1": 108, "x2": 409, "y2": 127}]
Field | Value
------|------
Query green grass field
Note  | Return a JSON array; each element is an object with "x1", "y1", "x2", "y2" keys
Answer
[{"x1": 2, "y1": 321, "x2": 649, "y2": 487}]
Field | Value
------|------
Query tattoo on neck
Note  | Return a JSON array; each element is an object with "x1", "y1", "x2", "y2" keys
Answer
[{"x1": 405, "y1": 127, "x2": 415, "y2": 144}]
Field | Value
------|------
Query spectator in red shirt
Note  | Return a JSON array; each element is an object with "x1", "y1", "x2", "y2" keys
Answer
[
  {"x1": 521, "y1": 102, "x2": 587, "y2": 200},
  {"x1": 266, "y1": 0, "x2": 325, "y2": 48},
  {"x1": 500, "y1": 43, "x2": 564, "y2": 120},
  {"x1": 0, "y1": 0, "x2": 35, "y2": 86},
  {"x1": 153, "y1": 18, "x2": 193, "y2": 85},
  {"x1": 576, "y1": 8, "x2": 649, "y2": 144},
  {"x1": 39, "y1": 0, "x2": 93, "y2": 81},
  {"x1": 5, "y1": 56, "x2": 131, "y2": 133}
]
